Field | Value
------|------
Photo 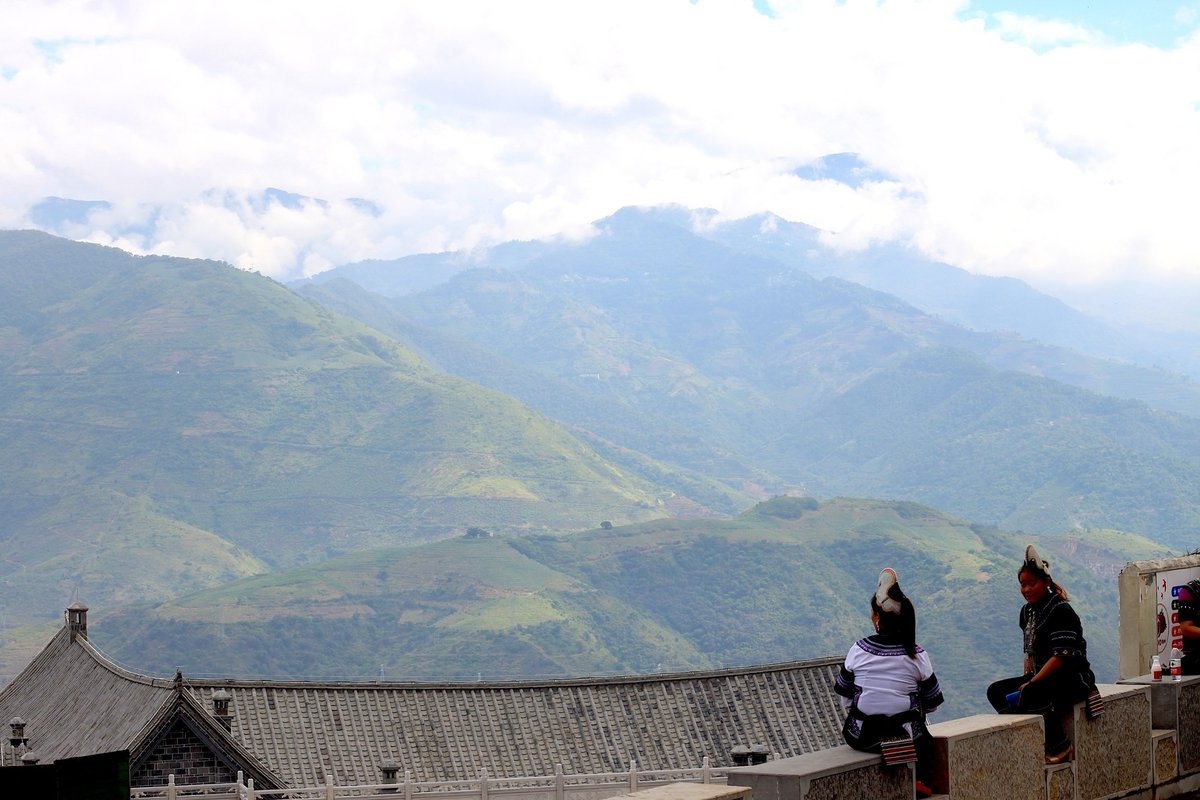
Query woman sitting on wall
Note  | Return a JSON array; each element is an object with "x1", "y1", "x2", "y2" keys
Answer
[
  {"x1": 986, "y1": 545, "x2": 1099, "y2": 764},
  {"x1": 835, "y1": 567, "x2": 943, "y2": 797}
]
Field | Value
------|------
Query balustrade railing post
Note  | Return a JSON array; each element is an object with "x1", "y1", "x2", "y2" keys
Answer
[{"x1": 127, "y1": 758, "x2": 749, "y2": 800}]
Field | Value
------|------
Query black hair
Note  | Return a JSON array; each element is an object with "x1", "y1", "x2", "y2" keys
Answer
[
  {"x1": 871, "y1": 586, "x2": 918, "y2": 658},
  {"x1": 1018, "y1": 558, "x2": 1070, "y2": 601}
]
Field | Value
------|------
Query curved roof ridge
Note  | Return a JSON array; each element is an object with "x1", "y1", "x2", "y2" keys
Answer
[
  {"x1": 186, "y1": 655, "x2": 843, "y2": 690},
  {"x1": 76, "y1": 634, "x2": 179, "y2": 689}
]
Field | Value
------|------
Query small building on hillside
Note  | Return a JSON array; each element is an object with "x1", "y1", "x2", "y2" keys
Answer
[{"x1": 0, "y1": 604, "x2": 845, "y2": 789}]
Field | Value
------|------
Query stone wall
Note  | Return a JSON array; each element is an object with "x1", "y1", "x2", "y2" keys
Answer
[
  {"x1": 130, "y1": 716, "x2": 239, "y2": 787},
  {"x1": 728, "y1": 682, "x2": 1200, "y2": 800}
]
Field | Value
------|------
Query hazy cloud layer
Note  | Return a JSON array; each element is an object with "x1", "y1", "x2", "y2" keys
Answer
[{"x1": 2, "y1": 0, "x2": 1198, "y2": 297}]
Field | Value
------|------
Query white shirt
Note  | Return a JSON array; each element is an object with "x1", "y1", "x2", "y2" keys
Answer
[{"x1": 839, "y1": 636, "x2": 939, "y2": 717}]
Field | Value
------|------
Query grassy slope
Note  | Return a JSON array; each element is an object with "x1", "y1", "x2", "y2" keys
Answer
[
  {"x1": 776, "y1": 349, "x2": 1200, "y2": 540},
  {"x1": 296, "y1": 277, "x2": 765, "y2": 514},
  {"x1": 92, "y1": 497, "x2": 1171, "y2": 717},
  {"x1": 95, "y1": 536, "x2": 708, "y2": 680},
  {"x1": 0, "y1": 232, "x2": 687, "y2": 655}
]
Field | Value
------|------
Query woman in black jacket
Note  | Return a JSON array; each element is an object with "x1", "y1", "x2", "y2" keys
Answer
[{"x1": 986, "y1": 545, "x2": 1098, "y2": 764}]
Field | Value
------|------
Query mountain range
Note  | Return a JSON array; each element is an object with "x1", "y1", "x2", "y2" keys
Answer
[
  {"x1": 294, "y1": 207, "x2": 1200, "y2": 547},
  {"x1": 1, "y1": 210, "x2": 1195, "y2": 701},
  {"x1": 0, "y1": 229, "x2": 700, "y2": 682}
]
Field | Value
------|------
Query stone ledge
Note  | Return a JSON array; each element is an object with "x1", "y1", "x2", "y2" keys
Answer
[
  {"x1": 928, "y1": 713, "x2": 1044, "y2": 800},
  {"x1": 1073, "y1": 683, "x2": 1152, "y2": 800},
  {"x1": 603, "y1": 784, "x2": 750, "y2": 800},
  {"x1": 1117, "y1": 674, "x2": 1200, "y2": 728},
  {"x1": 727, "y1": 745, "x2": 912, "y2": 800},
  {"x1": 1118, "y1": 673, "x2": 1200, "y2": 776},
  {"x1": 730, "y1": 745, "x2": 881, "y2": 780},
  {"x1": 928, "y1": 712, "x2": 1044, "y2": 741}
]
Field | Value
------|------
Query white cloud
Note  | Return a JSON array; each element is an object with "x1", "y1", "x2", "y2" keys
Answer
[
  {"x1": 1, "y1": 0, "x2": 1198, "y2": 307},
  {"x1": 991, "y1": 10, "x2": 1096, "y2": 48}
]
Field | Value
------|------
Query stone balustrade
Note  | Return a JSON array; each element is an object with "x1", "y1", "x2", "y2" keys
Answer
[{"x1": 728, "y1": 681, "x2": 1200, "y2": 800}]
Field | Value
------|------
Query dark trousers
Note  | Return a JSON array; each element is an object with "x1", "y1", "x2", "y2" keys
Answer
[
  {"x1": 986, "y1": 673, "x2": 1071, "y2": 754},
  {"x1": 843, "y1": 712, "x2": 934, "y2": 784}
]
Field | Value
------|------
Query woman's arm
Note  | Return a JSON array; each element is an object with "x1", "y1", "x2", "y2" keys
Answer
[
  {"x1": 917, "y1": 670, "x2": 944, "y2": 713},
  {"x1": 1020, "y1": 655, "x2": 1064, "y2": 690},
  {"x1": 834, "y1": 646, "x2": 861, "y2": 710}
]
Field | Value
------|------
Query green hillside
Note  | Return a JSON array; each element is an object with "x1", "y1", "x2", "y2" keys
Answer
[
  {"x1": 703, "y1": 210, "x2": 1200, "y2": 395},
  {"x1": 0, "y1": 231, "x2": 704, "y2": 658},
  {"x1": 297, "y1": 210, "x2": 1200, "y2": 548},
  {"x1": 298, "y1": 277, "x2": 770, "y2": 512},
  {"x1": 774, "y1": 347, "x2": 1200, "y2": 537},
  {"x1": 93, "y1": 497, "x2": 1170, "y2": 717}
]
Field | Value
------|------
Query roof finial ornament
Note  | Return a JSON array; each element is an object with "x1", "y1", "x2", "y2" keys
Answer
[
  {"x1": 8, "y1": 717, "x2": 27, "y2": 749},
  {"x1": 65, "y1": 601, "x2": 89, "y2": 641}
]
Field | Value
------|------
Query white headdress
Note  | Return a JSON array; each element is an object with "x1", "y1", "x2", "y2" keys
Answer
[
  {"x1": 874, "y1": 567, "x2": 902, "y2": 615},
  {"x1": 1024, "y1": 544, "x2": 1050, "y2": 577}
]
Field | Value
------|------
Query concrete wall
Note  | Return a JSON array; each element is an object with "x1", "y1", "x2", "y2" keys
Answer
[
  {"x1": 726, "y1": 745, "x2": 913, "y2": 800},
  {"x1": 728, "y1": 681, "x2": 1200, "y2": 800}
]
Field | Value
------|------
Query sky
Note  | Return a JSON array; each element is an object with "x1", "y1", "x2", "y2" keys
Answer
[{"x1": 2, "y1": 0, "x2": 1198, "y2": 320}]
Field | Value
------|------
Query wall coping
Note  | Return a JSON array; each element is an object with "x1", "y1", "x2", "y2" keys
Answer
[
  {"x1": 1119, "y1": 674, "x2": 1200, "y2": 687},
  {"x1": 604, "y1": 784, "x2": 750, "y2": 800},
  {"x1": 926, "y1": 712, "x2": 1042, "y2": 741},
  {"x1": 729, "y1": 745, "x2": 882, "y2": 781},
  {"x1": 1094, "y1": 681, "x2": 1150, "y2": 700}
]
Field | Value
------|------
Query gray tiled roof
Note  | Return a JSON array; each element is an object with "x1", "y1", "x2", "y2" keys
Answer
[
  {"x1": 0, "y1": 628, "x2": 283, "y2": 787},
  {"x1": 187, "y1": 660, "x2": 846, "y2": 787},
  {"x1": 0, "y1": 628, "x2": 172, "y2": 762},
  {"x1": 1, "y1": 624, "x2": 845, "y2": 788}
]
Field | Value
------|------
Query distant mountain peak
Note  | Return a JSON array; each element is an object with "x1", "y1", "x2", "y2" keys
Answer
[
  {"x1": 792, "y1": 152, "x2": 897, "y2": 188},
  {"x1": 29, "y1": 196, "x2": 112, "y2": 229}
]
